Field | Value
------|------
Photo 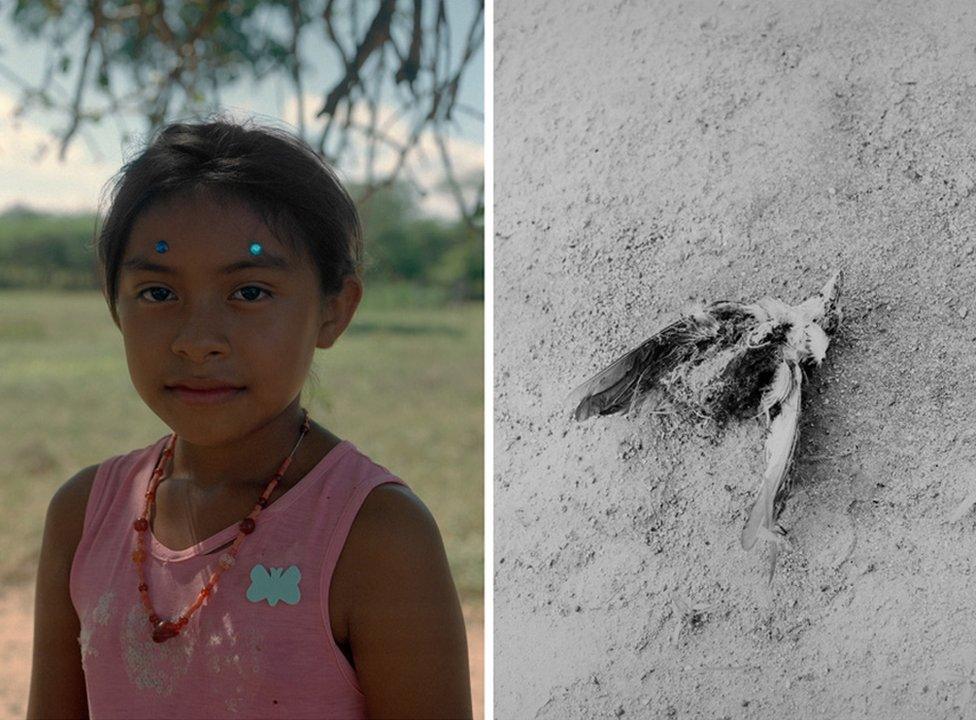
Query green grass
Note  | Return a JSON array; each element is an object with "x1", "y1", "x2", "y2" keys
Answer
[{"x1": 0, "y1": 288, "x2": 483, "y2": 603}]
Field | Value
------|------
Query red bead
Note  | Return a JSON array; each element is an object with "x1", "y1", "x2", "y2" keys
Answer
[
  {"x1": 239, "y1": 518, "x2": 255, "y2": 534},
  {"x1": 134, "y1": 518, "x2": 149, "y2": 532},
  {"x1": 149, "y1": 614, "x2": 160, "y2": 624},
  {"x1": 138, "y1": 583, "x2": 148, "y2": 592},
  {"x1": 152, "y1": 621, "x2": 180, "y2": 643}
]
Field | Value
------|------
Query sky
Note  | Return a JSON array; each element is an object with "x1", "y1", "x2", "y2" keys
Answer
[{"x1": 0, "y1": 1, "x2": 484, "y2": 219}]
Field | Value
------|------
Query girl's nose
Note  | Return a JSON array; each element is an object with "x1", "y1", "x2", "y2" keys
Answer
[{"x1": 170, "y1": 307, "x2": 231, "y2": 362}]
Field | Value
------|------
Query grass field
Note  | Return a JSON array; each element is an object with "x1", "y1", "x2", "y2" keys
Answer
[{"x1": 0, "y1": 286, "x2": 483, "y2": 603}]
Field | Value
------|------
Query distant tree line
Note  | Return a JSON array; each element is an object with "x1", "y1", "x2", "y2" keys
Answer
[{"x1": 0, "y1": 183, "x2": 482, "y2": 300}]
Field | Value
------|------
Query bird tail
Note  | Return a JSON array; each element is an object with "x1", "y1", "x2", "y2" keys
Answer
[{"x1": 740, "y1": 362, "x2": 802, "y2": 552}]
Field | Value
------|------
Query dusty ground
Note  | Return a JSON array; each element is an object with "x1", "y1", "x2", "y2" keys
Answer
[
  {"x1": 0, "y1": 584, "x2": 484, "y2": 719},
  {"x1": 495, "y1": 1, "x2": 976, "y2": 718},
  {"x1": 0, "y1": 587, "x2": 31, "y2": 719}
]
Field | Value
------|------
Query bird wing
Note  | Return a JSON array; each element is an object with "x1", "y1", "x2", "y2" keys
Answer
[
  {"x1": 569, "y1": 310, "x2": 725, "y2": 421},
  {"x1": 740, "y1": 361, "x2": 802, "y2": 551}
]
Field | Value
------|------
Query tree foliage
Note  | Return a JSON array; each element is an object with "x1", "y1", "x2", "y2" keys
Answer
[
  {"x1": 2, "y1": 0, "x2": 484, "y2": 228},
  {"x1": 358, "y1": 183, "x2": 482, "y2": 298}
]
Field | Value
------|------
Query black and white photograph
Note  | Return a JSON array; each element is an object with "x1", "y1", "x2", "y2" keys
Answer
[{"x1": 495, "y1": 1, "x2": 976, "y2": 717}]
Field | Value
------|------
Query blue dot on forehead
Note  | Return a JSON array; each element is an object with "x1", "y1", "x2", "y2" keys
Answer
[
  {"x1": 249, "y1": 243, "x2": 263, "y2": 256},
  {"x1": 155, "y1": 240, "x2": 169, "y2": 253}
]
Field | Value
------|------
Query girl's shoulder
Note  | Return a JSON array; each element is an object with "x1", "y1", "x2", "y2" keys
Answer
[
  {"x1": 45, "y1": 464, "x2": 101, "y2": 564},
  {"x1": 347, "y1": 483, "x2": 439, "y2": 544},
  {"x1": 51, "y1": 464, "x2": 100, "y2": 522},
  {"x1": 49, "y1": 439, "x2": 159, "y2": 549},
  {"x1": 331, "y1": 480, "x2": 453, "y2": 620},
  {"x1": 328, "y1": 481, "x2": 472, "y2": 717},
  {"x1": 30, "y1": 463, "x2": 103, "y2": 719}
]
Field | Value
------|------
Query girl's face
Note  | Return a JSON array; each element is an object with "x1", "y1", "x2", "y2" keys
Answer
[{"x1": 115, "y1": 190, "x2": 356, "y2": 446}]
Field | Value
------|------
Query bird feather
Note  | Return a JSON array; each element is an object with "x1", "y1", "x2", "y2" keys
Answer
[
  {"x1": 740, "y1": 362, "x2": 802, "y2": 551},
  {"x1": 570, "y1": 312, "x2": 720, "y2": 420},
  {"x1": 758, "y1": 361, "x2": 792, "y2": 420},
  {"x1": 803, "y1": 323, "x2": 830, "y2": 365}
]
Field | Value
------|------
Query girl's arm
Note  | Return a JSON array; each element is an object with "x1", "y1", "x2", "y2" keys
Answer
[
  {"x1": 331, "y1": 483, "x2": 473, "y2": 720},
  {"x1": 26, "y1": 465, "x2": 97, "y2": 720}
]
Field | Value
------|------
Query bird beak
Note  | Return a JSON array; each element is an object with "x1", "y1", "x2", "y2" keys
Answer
[{"x1": 819, "y1": 269, "x2": 843, "y2": 307}]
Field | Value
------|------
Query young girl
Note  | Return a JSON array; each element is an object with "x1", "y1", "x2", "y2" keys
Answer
[{"x1": 26, "y1": 120, "x2": 472, "y2": 719}]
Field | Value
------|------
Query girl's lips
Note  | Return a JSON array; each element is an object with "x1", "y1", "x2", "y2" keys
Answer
[{"x1": 168, "y1": 386, "x2": 245, "y2": 405}]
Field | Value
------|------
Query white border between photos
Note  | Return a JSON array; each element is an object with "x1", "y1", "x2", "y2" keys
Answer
[{"x1": 483, "y1": 0, "x2": 494, "y2": 717}]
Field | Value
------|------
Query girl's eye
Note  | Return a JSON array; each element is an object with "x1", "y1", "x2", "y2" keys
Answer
[
  {"x1": 137, "y1": 286, "x2": 273, "y2": 303},
  {"x1": 232, "y1": 286, "x2": 273, "y2": 302},
  {"x1": 138, "y1": 287, "x2": 174, "y2": 303}
]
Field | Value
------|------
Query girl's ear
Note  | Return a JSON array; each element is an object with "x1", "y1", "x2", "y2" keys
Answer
[{"x1": 316, "y1": 276, "x2": 363, "y2": 349}]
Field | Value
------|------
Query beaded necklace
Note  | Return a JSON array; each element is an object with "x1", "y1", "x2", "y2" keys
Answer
[{"x1": 132, "y1": 408, "x2": 311, "y2": 643}]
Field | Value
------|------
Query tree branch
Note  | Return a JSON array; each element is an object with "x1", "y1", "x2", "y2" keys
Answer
[
  {"x1": 395, "y1": 0, "x2": 423, "y2": 87},
  {"x1": 289, "y1": 0, "x2": 306, "y2": 139},
  {"x1": 58, "y1": 1, "x2": 102, "y2": 160},
  {"x1": 316, "y1": 0, "x2": 395, "y2": 119}
]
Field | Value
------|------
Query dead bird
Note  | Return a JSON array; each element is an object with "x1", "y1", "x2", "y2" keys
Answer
[{"x1": 571, "y1": 272, "x2": 842, "y2": 580}]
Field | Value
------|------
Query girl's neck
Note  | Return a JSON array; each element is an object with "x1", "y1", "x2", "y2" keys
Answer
[{"x1": 168, "y1": 401, "x2": 339, "y2": 492}]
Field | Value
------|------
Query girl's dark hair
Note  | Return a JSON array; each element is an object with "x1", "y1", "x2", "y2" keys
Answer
[{"x1": 96, "y1": 118, "x2": 362, "y2": 324}]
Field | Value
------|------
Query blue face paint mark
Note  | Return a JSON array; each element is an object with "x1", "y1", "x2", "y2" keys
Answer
[
  {"x1": 155, "y1": 240, "x2": 169, "y2": 253},
  {"x1": 249, "y1": 243, "x2": 263, "y2": 256},
  {"x1": 245, "y1": 564, "x2": 301, "y2": 607}
]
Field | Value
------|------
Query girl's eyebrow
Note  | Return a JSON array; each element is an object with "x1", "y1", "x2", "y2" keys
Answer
[{"x1": 122, "y1": 252, "x2": 291, "y2": 275}]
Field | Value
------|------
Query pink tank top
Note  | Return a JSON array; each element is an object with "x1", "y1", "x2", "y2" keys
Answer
[{"x1": 69, "y1": 435, "x2": 405, "y2": 719}]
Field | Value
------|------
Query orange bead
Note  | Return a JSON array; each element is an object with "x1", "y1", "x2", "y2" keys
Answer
[{"x1": 132, "y1": 548, "x2": 146, "y2": 563}]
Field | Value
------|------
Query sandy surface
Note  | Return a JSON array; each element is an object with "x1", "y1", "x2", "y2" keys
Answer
[
  {"x1": 0, "y1": 587, "x2": 32, "y2": 719},
  {"x1": 494, "y1": 1, "x2": 976, "y2": 718},
  {"x1": 1, "y1": 584, "x2": 484, "y2": 719}
]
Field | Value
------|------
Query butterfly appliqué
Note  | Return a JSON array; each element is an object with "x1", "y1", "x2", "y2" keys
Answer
[{"x1": 246, "y1": 564, "x2": 301, "y2": 606}]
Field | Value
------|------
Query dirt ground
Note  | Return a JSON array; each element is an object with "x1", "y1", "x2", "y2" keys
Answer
[
  {"x1": 494, "y1": 1, "x2": 976, "y2": 718},
  {"x1": 0, "y1": 585, "x2": 484, "y2": 719}
]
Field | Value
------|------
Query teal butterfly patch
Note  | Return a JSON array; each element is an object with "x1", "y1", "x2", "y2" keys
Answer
[{"x1": 246, "y1": 564, "x2": 301, "y2": 606}]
